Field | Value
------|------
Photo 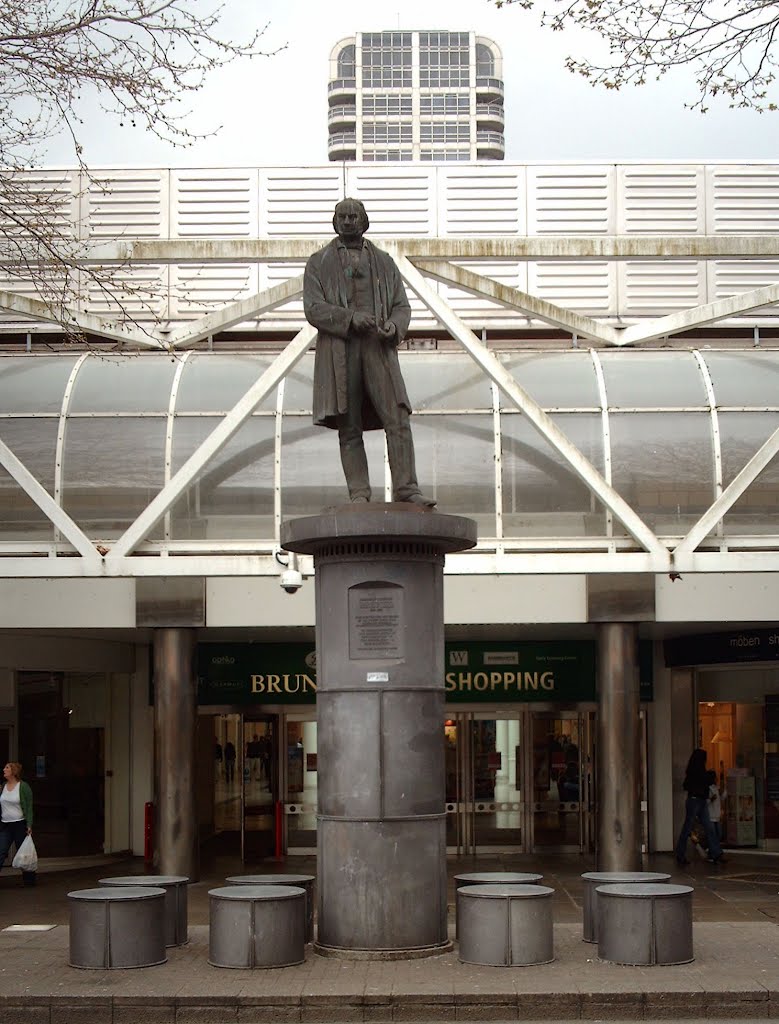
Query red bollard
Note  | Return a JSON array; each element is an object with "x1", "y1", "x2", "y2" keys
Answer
[{"x1": 144, "y1": 801, "x2": 154, "y2": 866}]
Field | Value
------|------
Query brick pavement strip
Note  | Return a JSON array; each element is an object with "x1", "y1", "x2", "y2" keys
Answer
[
  {"x1": 49, "y1": 1000, "x2": 113, "y2": 1024},
  {"x1": 0, "y1": 1009, "x2": 52, "y2": 1024},
  {"x1": 113, "y1": 1010, "x2": 176, "y2": 1024},
  {"x1": 0, "y1": 921, "x2": 776, "y2": 1022},
  {"x1": 516, "y1": 993, "x2": 580, "y2": 1018},
  {"x1": 236, "y1": 1006, "x2": 302, "y2": 1024}
]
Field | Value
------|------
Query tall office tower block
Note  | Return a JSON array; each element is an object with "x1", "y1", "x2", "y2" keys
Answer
[{"x1": 328, "y1": 31, "x2": 504, "y2": 162}]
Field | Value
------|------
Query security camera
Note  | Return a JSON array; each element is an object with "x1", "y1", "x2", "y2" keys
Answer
[{"x1": 280, "y1": 568, "x2": 303, "y2": 594}]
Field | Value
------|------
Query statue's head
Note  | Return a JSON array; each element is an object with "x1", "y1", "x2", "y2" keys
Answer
[{"x1": 333, "y1": 198, "x2": 369, "y2": 240}]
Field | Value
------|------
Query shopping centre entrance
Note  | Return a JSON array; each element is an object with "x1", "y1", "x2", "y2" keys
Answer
[
  {"x1": 444, "y1": 708, "x2": 597, "y2": 854},
  {"x1": 197, "y1": 640, "x2": 650, "y2": 861},
  {"x1": 201, "y1": 706, "x2": 613, "y2": 860},
  {"x1": 205, "y1": 713, "x2": 279, "y2": 861}
]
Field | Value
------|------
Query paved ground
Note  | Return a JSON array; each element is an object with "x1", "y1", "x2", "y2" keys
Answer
[{"x1": 0, "y1": 849, "x2": 777, "y2": 1023}]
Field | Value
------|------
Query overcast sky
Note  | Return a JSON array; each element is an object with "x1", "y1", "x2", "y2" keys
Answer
[{"x1": 45, "y1": 0, "x2": 779, "y2": 167}]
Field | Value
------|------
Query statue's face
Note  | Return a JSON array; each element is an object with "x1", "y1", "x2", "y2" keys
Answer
[{"x1": 334, "y1": 202, "x2": 364, "y2": 242}]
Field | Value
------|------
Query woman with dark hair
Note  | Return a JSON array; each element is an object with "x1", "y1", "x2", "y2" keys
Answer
[
  {"x1": 0, "y1": 762, "x2": 35, "y2": 886},
  {"x1": 674, "y1": 748, "x2": 726, "y2": 866}
]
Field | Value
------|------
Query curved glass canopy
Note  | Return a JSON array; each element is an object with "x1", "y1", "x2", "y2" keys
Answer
[{"x1": 1, "y1": 349, "x2": 778, "y2": 551}]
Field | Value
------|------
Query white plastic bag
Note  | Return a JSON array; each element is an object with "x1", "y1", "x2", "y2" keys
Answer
[{"x1": 12, "y1": 835, "x2": 37, "y2": 872}]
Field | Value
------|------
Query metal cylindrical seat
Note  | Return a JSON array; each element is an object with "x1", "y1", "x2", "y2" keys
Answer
[
  {"x1": 457, "y1": 883, "x2": 554, "y2": 967},
  {"x1": 208, "y1": 885, "x2": 306, "y2": 969},
  {"x1": 225, "y1": 874, "x2": 315, "y2": 942},
  {"x1": 68, "y1": 887, "x2": 167, "y2": 969},
  {"x1": 453, "y1": 872, "x2": 543, "y2": 938},
  {"x1": 597, "y1": 882, "x2": 694, "y2": 965},
  {"x1": 99, "y1": 875, "x2": 189, "y2": 947},
  {"x1": 581, "y1": 871, "x2": 671, "y2": 943}
]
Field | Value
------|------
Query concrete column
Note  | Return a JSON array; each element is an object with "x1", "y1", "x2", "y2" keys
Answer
[
  {"x1": 282, "y1": 505, "x2": 476, "y2": 958},
  {"x1": 597, "y1": 622, "x2": 641, "y2": 871},
  {"x1": 153, "y1": 627, "x2": 199, "y2": 881}
]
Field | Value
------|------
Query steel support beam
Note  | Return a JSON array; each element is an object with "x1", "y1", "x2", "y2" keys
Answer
[
  {"x1": 0, "y1": 288, "x2": 166, "y2": 349},
  {"x1": 107, "y1": 324, "x2": 315, "y2": 559},
  {"x1": 413, "y1": 260, "x2": 619, "y2": 345},
  {"x1": 396, "y1": 254, "x2": 668, "y2": 562},
  {"x1": 0, "y1": 437, "x2": 101, "y2": 566},
  {"x1": 166, "y1": 275, "x2": 305, "y2": 349},
  {"x1": 49, "y1": 235, "x2": 779, "y2": 265},
  {"x1": 4, "y1": 548, "x2": 779, "y2": 578},
  {"x1": 673, "y1": 423, "x2": 779, "y2": 559},
  {"x1": 416, "y1": 261, "x2": 779, "y2": 350},
  {"x1": 618, "y1": 283, "x2": 779, "y2": 347}
]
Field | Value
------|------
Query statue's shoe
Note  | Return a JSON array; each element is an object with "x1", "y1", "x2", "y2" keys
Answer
[{"x1": 402, "y1": 492, "x2": 437, "y2": 508}]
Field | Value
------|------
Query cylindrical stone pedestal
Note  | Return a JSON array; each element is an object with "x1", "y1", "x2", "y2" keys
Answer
[{"x1": 282, "y1": 504, "x2": 476, "y2": 959}]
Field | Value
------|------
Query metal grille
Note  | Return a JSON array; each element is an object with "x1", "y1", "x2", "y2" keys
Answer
[{"x1": 317, "y1": 540, "x2": 444, "y2": 562}]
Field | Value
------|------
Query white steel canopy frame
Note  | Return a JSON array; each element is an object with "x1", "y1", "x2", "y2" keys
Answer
[{"x1": 1, "y1": 234, "x2": 779, "y2": 580}]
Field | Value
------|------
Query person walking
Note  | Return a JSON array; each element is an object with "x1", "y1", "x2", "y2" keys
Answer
[
  {"x1": 707, "y1": 769, "x2": 724, "y2": 847},
  {"x1": 675, "y1": 748, "x2": 726, "y2": 865},
  {"x1": 0, "y1": 762, "x2": 35, "y2": 886},
  {"x1": 246, "y1": 734, "x2": 261, "y2": 781},
  {"x1": 224, "y1": 740, "x2": 236, "y2": 784}
]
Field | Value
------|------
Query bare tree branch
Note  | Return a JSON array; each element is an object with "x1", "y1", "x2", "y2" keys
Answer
[
  {"x1": 0, "y1": 0, "x2": 282, "y2": 340},
  {"x1": 494, "y1": 0, "x2": 779, "y2": 112}
]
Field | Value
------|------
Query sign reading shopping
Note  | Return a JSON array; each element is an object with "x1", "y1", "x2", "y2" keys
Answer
[
  {"x1": 197, "y1": 640, "x2": 605, "y2": 706},
  {"x1": 443, "y1": 641, "x2": 595, "y2": 703}
]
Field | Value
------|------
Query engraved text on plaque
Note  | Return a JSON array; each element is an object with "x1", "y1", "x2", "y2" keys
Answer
[{"x1": 348, "y1": 583, "x2": 404, "y2": 660}]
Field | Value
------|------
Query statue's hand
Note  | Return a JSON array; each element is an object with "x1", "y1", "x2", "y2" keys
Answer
[
  {"x1": 377, "y1": 321, "x2": 397, "y2": 343},
  {"x1": 351, "y1": 312, "x2": 376, "y2": 334}
]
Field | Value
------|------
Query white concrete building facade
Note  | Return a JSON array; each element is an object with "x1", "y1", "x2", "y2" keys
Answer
[{"x1": 1, "y1": 162, "x2": 778, "y2": 870}]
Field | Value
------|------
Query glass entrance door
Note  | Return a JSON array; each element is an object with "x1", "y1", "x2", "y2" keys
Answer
[
  {"x1": 530, "y1": 710, "x2": 595, "y2": 852},
  {"x1": 207, "y1": 713, "x2": 241, "y2": 855},
  {"x1": 285, "y1": 716, "x2": 317, "y2": 853},
  {"x1": 242, "y1": 716, "x2": 277, "y2": 862},
  {"x1": 446, "y1": 712, "x2": 526, "y2": 854}
]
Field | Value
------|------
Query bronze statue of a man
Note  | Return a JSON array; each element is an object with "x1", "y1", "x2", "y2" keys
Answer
[{"x1": 303, "y1": 198, "x2": 435, "y2": 507}]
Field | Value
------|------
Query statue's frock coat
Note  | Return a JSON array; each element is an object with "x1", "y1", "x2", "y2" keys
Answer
[{"x1": 303, "y1": 238, "x2": 412, "y2": 431}]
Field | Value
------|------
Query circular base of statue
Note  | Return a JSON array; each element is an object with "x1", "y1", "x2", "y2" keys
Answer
[
  {"x1": 314, "y1": 939, "x2": 453, "y2": 961},
  {"x1": 281, "y1": 503, "x2": 478, "y2": 556}
]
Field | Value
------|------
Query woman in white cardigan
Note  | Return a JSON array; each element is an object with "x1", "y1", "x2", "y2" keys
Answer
[{"x1": 0, "y1": 762, "x2": 35, "y2": 886}]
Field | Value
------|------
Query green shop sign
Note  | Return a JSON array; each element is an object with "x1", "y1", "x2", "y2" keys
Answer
[
  {"x1": 197, "y1": 638, "x2": 651, "y2": 706},
  {"x1": 198, "y1": 643, "x2": 317, "y2": 706},
  {"x1": 443, "y1": 641, "x2": 595, "y2": 703}
]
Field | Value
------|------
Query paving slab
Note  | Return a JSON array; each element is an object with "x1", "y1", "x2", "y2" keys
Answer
[
  {"x1": 5, "y1": 922, "x2": 779, "y2": 1020},
  {"x1": 0, "y1": 850, "x2": 776, "y2": 1020}
]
